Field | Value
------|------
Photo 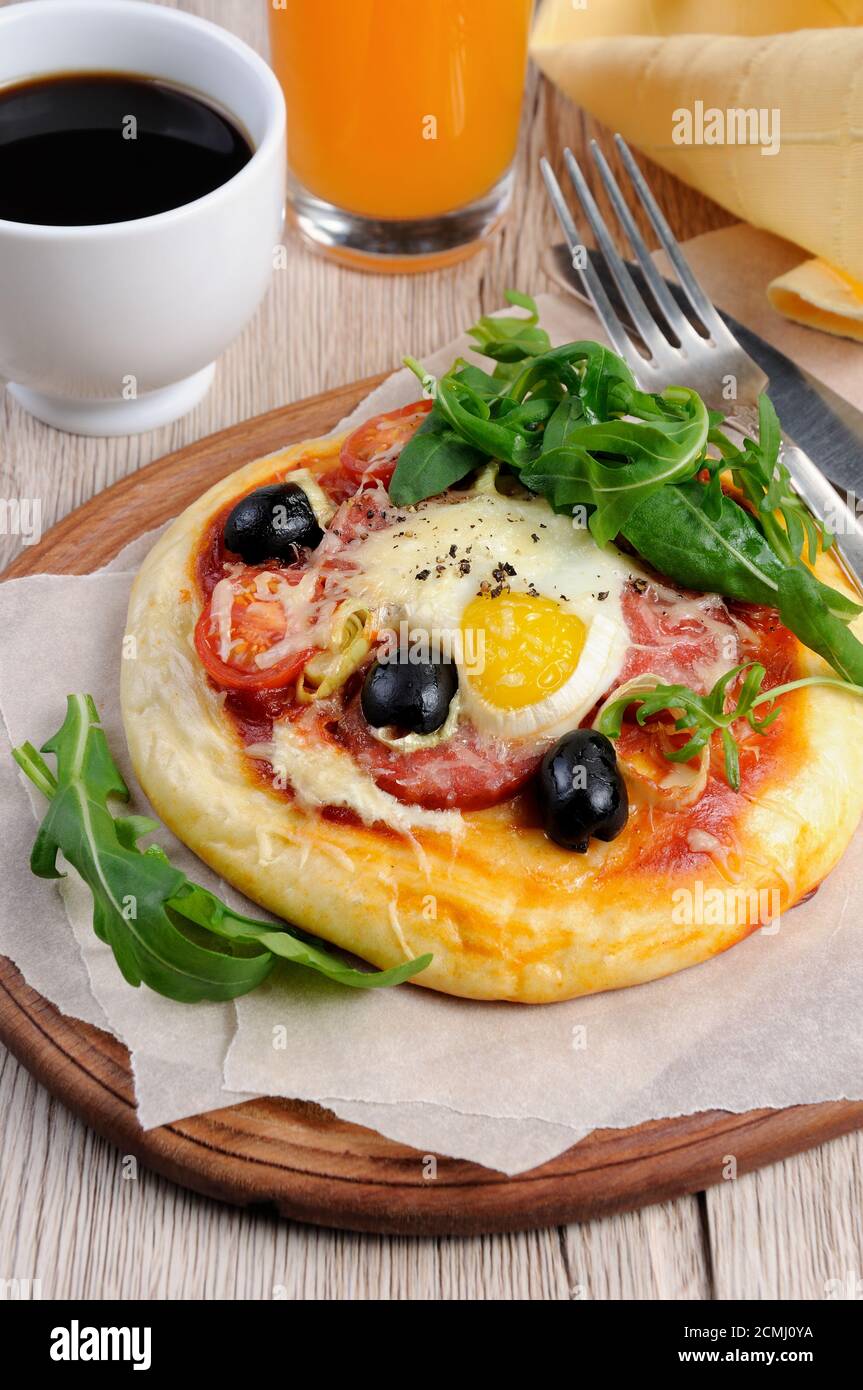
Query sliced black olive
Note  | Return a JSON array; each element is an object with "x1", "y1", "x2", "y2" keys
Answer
[
  {"x1": 224, "y1": 482, "x2": 323, "y2": 564},
  {"x1": 361, "y1": 652, "x2": 458, "y2": 736},
  {"x1": 538, "y1": 729, "x2": 628, "y2": 852}
]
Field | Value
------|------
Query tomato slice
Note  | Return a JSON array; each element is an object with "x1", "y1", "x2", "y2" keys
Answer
[
  {"x1": 194, "y1": 567, "x2": 317, "y2": 691},
  {"x1": 340, "y1": 400, "x2": 432, "y2": 484}
]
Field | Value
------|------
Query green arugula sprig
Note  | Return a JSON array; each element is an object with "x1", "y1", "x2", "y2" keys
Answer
[
  {"x1": 466, "y1": 289, "x2": 552, "y2": 371},
  {"x1": 597, "y1": 662, "x2": 863, "y2": 791},
  {"x1": 12, "y1": 695, "x2": 431, "y2": 1003},
  {"x1": 389, "y1": 291, "x2": 863, "y2": 687},
  {"x1": 396, "y1": 343, "x2": 710, "y2": 547},
  {"x1": 709, "y1": 394, "x2": 832, "y2": 566}
]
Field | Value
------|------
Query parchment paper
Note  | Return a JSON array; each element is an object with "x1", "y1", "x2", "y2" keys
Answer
[{"x1": 1, "y1": 280, "x2": 861, "y2": 1174}]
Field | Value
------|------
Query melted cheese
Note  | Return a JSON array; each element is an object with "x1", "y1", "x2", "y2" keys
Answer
[
  {"x1": 246, "y1": 723, "x2": 464, "y2": 837},
  {"x1": 210, "y1": 577, "x2": 236, "y2": 662},
  {"x1": 341, "y1": 489, "x2": 637, "y2": 640}
]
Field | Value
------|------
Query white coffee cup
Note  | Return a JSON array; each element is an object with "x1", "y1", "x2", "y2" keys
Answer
[{"x1": 0, "y1": 0, "x2": 286, "y2": 436}]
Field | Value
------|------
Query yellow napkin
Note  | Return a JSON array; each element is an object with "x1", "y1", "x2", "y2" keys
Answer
[{"x1": 531, "y1": 0, "x2": 863, "y2": 342}]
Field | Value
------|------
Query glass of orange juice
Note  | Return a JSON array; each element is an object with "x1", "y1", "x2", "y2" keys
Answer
[{"x1": 268, "y1": 0, "x2": 534, "y2": 272}]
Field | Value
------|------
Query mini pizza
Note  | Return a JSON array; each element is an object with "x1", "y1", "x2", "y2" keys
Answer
[{"x1": 122, "y1": 330, "x2": 863, "y2": 1004}]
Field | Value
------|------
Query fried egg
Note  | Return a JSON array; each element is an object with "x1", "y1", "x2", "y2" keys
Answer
[{"x1": 342, "y1": 487, "x2": 643, "y2": 740}]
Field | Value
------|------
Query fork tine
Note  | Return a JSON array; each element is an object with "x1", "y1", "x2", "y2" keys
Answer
[
  {"x1": 613, "y1": 135, "x2": 732, "y2": 343},
  {"x1": 588, "y1": 140, "x2": 704, "y2": 352},
  {"x1": 540, "y1": 157, "x2": 637, "y2": 367},
  {"x1": 562, "y1": 148, "x2": 677, "y2": 373}
]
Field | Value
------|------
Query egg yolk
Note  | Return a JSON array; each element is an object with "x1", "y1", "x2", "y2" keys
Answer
[{"x1": 461, "y1": 594, "x2": 587, "y2": 710}]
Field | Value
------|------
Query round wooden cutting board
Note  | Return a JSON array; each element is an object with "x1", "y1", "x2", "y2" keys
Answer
[{"x1": 3, "y1": 379, "x2": 863, "y2": 1236}]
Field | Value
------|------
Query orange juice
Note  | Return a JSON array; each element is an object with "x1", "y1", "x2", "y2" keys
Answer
[{"x1": 269, "y1": 0, "x2": 533, "y2": 220}]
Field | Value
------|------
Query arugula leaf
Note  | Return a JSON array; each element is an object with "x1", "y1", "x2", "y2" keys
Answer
[
  {"x1": 520, "y1": 387, "x2": 709, "y2": 546},
  {"x1": 413, "y1": 361, "x2": 540, "y2": 465},
  {"x1": 398, "y1": 343, "x2": 708, "y2": 546},
  {"x1": 13, "y1": 696, "x2": 431, "y2": 1002},
  {"x1": 21, "y1": 696, "x2": 272, "y2": 1001},
  {"x1": 597, "y1": 662, "x2": 863, "y2": 792},
  {"x1": 712, "y1": 394, "x2": 833, "y2": 567},
  {"x1": 171, "y1": 881, "x2": 430, "y2": 989},
  {"x1": 447, "y1": 361, "x2": 510, "y2": 400},
  {"x1": 777, "y1": 568, "x2": 863, "y2": 685},
  {"x1": 466, "y1": 289, "x2": 552, "y2": 367},
  {"x1": 507, "y1": 341, "x2": 636, "y2": 421},
  {"x1": 543, "y1": 396, "x2": 585, "y2": 452},
  {"x1": 623, "y1": 478, "x2": 784, "y2": 605},
  {"x1": 624, "y1": 479, "x2": 860, "y2": 625},
  {"x1": 389, "y1": 404, "x2": 486, "y2": 507}
]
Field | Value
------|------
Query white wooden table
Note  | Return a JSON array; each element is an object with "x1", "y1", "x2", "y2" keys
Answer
[{"x1": 1, "y1": 0, "x2": 861, "y2": 1300}]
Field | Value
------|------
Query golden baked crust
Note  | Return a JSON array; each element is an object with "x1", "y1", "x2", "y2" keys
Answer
[{"x1": 121, "y1": 433, "x2": 863, "y2": 1003}]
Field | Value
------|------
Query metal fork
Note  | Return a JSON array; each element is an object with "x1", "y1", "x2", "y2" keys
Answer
[{"x1": 540, "y1": 135, "x2": 863, "y2": 590}]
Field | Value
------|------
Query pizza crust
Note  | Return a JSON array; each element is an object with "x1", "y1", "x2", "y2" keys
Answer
[{"x1": 121, "y1": 434, "x2": 863, "y2": 1003}]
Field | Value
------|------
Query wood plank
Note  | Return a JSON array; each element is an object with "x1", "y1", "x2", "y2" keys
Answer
[
  {"x1": 705, "y1": 1136, "x2": 863, "y2": 1300},
  {"x1": 561, "y1": 1199, "x2": 712, "y2": 1300}
]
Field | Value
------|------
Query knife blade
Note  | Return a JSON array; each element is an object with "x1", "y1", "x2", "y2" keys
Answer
[{"x1": 544, "y1": 243, "x2": 863, "y2": 499}]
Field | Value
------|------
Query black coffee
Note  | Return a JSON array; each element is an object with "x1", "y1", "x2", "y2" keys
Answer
[{"x1": 0, "y1": 72, "x2": 254, "y2": 225}]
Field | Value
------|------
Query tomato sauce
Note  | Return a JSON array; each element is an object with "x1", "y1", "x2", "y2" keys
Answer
[
  {"x1": 224, "y1": 685, "x2": 301, "y2": 747},
  {"x1": 617, "y1": 606, "x2": 802, "y2": 878},
  {"x1": 730, "y1": 601, "x2": 798, "y2": 689},
  {"x1": 195, "y1": 502, "x2": 234, "y2": 600}
]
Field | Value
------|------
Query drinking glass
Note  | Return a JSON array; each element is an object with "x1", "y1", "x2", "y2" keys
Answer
[{"x1": 268, "y1": 0, "x2": 534, "y2": 271}]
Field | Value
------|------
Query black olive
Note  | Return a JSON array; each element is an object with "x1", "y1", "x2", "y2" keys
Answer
[
  {"x1": 538, "y1": 729, "x2": 628, "y2": 852},
  {"x1": 361, "y1": 652, "x2": 458, "y2": 736},
  {"x1": 224, "y1": 483, "x2": 323, "y2": 564}
]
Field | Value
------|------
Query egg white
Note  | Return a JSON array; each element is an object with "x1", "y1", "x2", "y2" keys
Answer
[
  {"x1": 458, "y1": 610, "x2": 628, "y2": 739},
  {"x1": 340, "y1": 487, "x2": 644, "y2": 741}
]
